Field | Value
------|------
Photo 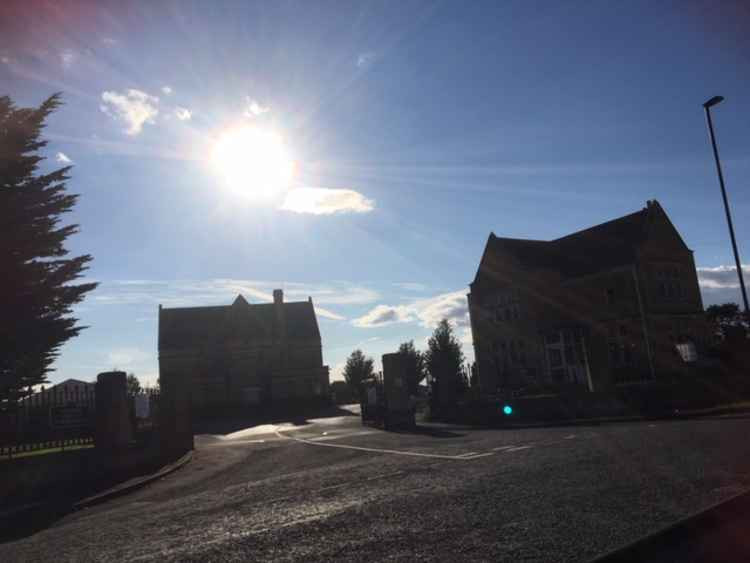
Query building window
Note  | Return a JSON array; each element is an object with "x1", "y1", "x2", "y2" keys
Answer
[
  {"x1": 623, "y1": 345, "x2": 633, "y2": 365},
  {"x1": 608, "y1": 343, "x2": 619, "y2": 365},
  {"x1": 564, "y1": 345, "x2": 575, "y2": 365},
  {"x1": 606, "y1": 288, "x2": 615, "y2": 305},
  {"x1": 549, "y1": 348, "x2": 562, "y2": 367}
]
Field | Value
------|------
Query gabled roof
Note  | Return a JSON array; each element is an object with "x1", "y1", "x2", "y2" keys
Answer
[
  {"x1": 475, "y1": 200, "x2": 678, "y2": 282},
  {"x1": 158, "y1": 294, "x2": 321, "y2": 350}
]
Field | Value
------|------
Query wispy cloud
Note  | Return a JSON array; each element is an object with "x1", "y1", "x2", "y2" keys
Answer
[
  {"x1": 106, "y1": 347, "x2": 151, "y2": 368},
  {"x1": 86, "y1": 279, "x2": 379, "y2": 319},
  {"x1": 56, "y1": 152, "x2": 72, "y2": 164},
  {"x1": 161, "y1": 86, "x2": 172, "y2": 95},
  {"x1": 280, "y1": 187, "x2": 375, "y2": 215},
  {"x1": 314, "y1": 306, "x2": 346, "y2": 321},
  {"x1": 356, "y1": 51, "x2": 377, "y2": 68},
  {"x1": 59, "y1": 49, "x2": 76, "y2": 68},
  {"x1": 101, "y1": 37, "x2": 118, "y2": 46},
  {"x1": 174, "y1": 107, "x2": 192, "y2": 121},
  {"x1": 100, "y1": 89, "x2": 159, "y2": 136},
  {"x1": 393, "y1": 282, "x2": 428, "y2": 292},
  {"x1": 244, "y1": 97, "x2": 269, "y2": 117},
  {"x1": 1, "y1": 55, "x2": 11, "y2": 65}
]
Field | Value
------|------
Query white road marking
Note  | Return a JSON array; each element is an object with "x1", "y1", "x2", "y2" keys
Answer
[
  {"x1": 456, "y1": 452, "x2": 479, "y2": 458},
  {"x1": 307, "y1": 430, "x2": 379, "y2": 442},
  {"x1": 277, "y1": 430, "x2": 492, "y2": 461},
  {"x1": 564, "y1": 434, "x2": 576, "y2": 439},
  {"x1": 460, "y1": 452, "x2": 495, "y2": 460},
  {"x1": 492, "y1": 445, "x2": 516, "y2": 451},
  {"x1": 205, "y1": 439, "x2": 268, "y2": 447},
  {"x1": 505, "y1": 445, "x2": 533, "y2": 452}
]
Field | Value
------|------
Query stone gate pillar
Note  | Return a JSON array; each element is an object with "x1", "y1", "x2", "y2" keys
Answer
[
  {"x1": 159, "y1": 374, "x2": 194, "y2": 458},
  {"x1": 95, "y1": 371, "x2": 133, "y2": 450}
]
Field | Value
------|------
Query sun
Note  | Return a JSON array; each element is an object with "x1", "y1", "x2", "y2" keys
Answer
[{"x1": 211, "y1": 126, "x2": 295, "y2": 199}]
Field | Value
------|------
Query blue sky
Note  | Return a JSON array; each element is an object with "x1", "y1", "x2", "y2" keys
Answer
[{"x1": 2, "y1": 0, "x2": 749, "y2": 386}]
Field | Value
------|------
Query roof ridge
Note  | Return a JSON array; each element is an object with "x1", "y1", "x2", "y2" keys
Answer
[
  {"x1": 491, "y1": 235, "x2": 549, "y2": 244},
  {"x1": 551, "y1": 207, "x2": 647, "y2": 243}
]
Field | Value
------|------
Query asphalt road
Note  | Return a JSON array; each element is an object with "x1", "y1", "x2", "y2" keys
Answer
[{"x1": 2, "y1": 408, "x2": 750, "y2": 562}]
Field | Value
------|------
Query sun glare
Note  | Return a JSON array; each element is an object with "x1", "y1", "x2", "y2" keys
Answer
[{"x1": 211, "y1": 126, "x2": 294, "y2": 199}]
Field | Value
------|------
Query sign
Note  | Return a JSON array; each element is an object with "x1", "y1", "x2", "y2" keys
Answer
[{"x1": 50, "y1": 406, "x2": 88, "y2": 429}]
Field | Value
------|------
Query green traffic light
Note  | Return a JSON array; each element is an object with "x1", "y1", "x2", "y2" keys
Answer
[{"x1": 503, "y1": 405, "x2": 513, "y2": 415}]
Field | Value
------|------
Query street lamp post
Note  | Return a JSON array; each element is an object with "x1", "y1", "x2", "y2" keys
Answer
[{"x1": 703, "y1": 96, "x2": 749, "y2": 314}]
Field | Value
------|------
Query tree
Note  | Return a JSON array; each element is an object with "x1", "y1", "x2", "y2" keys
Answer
[
  {"x1": 397, "y1": 340, "x2": 425, "y2": 395},
  {"x1": 424, "y1": 319, "x2": 465, "y2": 412},
  {"x1": 706, "y1": 302, "x2": 746, "y2": 338},
  {"x1": 127, "y1": 373, "x2": 142, "y2": 396},
  {"x1": 343, "y1": 349, "x2": 374, "y2": 395},
  {"x1": 0, "y1": 94, "x2": 97, "y2": 404}
]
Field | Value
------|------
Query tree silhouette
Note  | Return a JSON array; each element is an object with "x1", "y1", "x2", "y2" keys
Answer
[
  {"x1": 127, "y1": 373, "x2": 142, "y2": 396},
  {"x1": 0, "y1": 93, "x2": 97, "y2": 403},
  {"x1": 425, "y1": 319, "x2": 465, "y2": 412},
  {"x1": 343, "y1": 349, "x2": 374, "y2": 395},
  {"x1": 397, "y1": 340, "x2": 425, "y2": 395}
]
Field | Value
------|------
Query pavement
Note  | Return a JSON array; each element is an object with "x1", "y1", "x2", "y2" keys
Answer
[{"x1": 1, "y1": 405, "x2": 750, "y2": 562}]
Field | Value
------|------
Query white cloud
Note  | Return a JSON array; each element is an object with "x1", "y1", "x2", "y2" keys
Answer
[
  {"x1": 697, "y1": 264, "x2": 750, "y2": 307},
  {"x1": 352, "y1": 289, "x2": 469, "y2": 330},
  {"x1": 697, "y1": 264, "x2": 750, "y2": 290},
  {"x1": 1, "y1": 56, "x2": 10, "y2": 65},
  {"x1": 330, "y1": 362, "x2": 346, "y2": 382},
  {"x1": 174, "y1": 107, "x2": 192, "y2": 121},
  {"x1": 352, "y1": 305, "x2": 414, "y2": 328},
  {"x1": 244, "y1": 97, "x2": 269, "y2": 117},
  {"x1": 56, "y1": 152, "x2": 72, "y2": 164},
  {"x1": 100, "y1": 89, "x2": 159, "y2": 136},
  {"x1": 60, "y1": 49, "x2": 76, "y2": 68},
  {"x1": 356, "y1": 52, "x2": 377, "y2": 68},
  {"x1": 280, "y1": 187, "x2": 375, "y2": 215},
  {"x1": 101, "y1": 37, "x2": 118, "y2": 46},
  {"x1": 413, "y1": 290, "x2": 469, "y2": 329},
  {"x1": 161, "y1": 86, "x2": 173, "y2": 95}
]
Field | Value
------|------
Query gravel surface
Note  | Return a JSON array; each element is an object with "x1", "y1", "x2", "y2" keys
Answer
[{"x1": 2, "y1": 414, "x2": 749, "y2": 562}]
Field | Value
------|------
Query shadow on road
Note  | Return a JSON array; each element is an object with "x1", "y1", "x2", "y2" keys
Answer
[{"x1": 0, "y1": 501, "x2": 74, "y2": 543}]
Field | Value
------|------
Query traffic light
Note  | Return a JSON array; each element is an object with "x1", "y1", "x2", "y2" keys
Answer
[{"x1": 502, "y1": 404, "x2": 513, "y2": 416}]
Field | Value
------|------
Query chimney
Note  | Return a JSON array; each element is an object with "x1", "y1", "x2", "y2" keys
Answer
[{"x1": 273, "y1": 289, "x2": 286, "y2": 343}]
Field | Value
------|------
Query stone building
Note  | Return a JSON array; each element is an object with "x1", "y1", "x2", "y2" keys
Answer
[
  {"x1": 21, "y1": 378, "x2": 96, "y2": 406},
  {"x1": 468, "y1": 200, "x2": 707, "y2": 394},
  {"x1": 158, "y1": 290, "x2": 329, "y2": 411}
]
